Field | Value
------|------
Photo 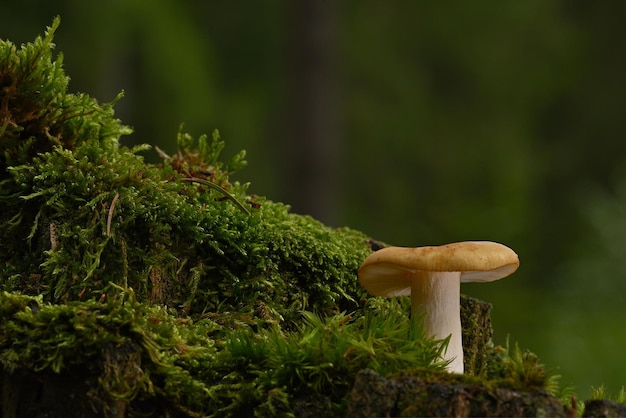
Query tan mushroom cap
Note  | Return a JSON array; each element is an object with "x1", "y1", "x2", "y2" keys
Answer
[{"x1": 358, "y1": 241, "x2": 519, "y2": 298}]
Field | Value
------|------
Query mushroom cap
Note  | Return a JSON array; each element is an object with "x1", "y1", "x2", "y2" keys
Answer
[{"x1": 358, "y1": 241, "x2": 519, "y2": 298}]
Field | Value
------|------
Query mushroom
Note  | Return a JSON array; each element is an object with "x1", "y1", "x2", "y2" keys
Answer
[{"x1": 357, "y1": 241, "x2": 519, "y2": 373}]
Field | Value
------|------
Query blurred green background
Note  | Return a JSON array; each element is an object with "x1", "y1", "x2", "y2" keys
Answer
[{"x1": 3, "y1": 1, "x2": 626, "y2": 397}]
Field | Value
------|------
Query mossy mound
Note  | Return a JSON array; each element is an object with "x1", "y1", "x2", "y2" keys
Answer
[
  {"x1": 0, "y1": 18, "x2": 375, "y2": 323},
  {"x1": 1, "y1": 291, "x2": 451, "y2": 417},
  {"x1": 0, "y1": 19, "x2": 574, "y2": 417}
]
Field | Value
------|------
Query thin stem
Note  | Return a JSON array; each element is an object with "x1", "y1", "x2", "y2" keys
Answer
[{"x1": 181, "y1": 177, "x2": 251, "y2": 216}]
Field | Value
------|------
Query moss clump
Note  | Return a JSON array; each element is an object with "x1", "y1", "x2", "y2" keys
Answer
[
  {"x1": 0, "y1": 18, "x2": 376, "y2": 325},
  {"x1": 0, "y1": 18, "x2": 130, "y2": 177},
  {"x1": 1, "y1": 129, "x2": 373, "y2": 321},
  {"x1": 0, "y1": 290, "x2": 220, "y2": 416},
  {"x1": 0, "y1": 291, "x2": 448, "y2": 416}
]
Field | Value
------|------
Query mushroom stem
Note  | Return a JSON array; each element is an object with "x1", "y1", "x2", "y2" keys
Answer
[{"x1": 410, "y1": 271, "x2": 463, "y2": 373}]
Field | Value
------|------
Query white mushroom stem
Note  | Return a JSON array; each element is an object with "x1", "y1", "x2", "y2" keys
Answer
[{"x1": 410, "y1": 271, "x2": 464, "y2": 373}]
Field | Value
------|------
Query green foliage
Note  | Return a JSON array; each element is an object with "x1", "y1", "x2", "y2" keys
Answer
[
  {"x1": 209, "y1": 299, "x2": 447, "y2": 416},
  {"x1": 485, "y1": 339, "x2": 564, "y2": 397},
  {"x1": 589, "y1": 385, "x2": 626, "y2": 404}
]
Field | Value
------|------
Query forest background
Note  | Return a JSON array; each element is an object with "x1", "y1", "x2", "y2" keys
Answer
[{"x1": 3, "y1": 1, "x2": 626, "y2": 397}]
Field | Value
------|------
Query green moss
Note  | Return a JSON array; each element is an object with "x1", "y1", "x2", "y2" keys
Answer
[
  {"x1": 589, "y1": 385, "x2": 626, "y2": 404},
  {"x1": 2, "y1": 123, "x2": 366, "y2": 313},
  {"x1": 1, "y1": 118, "x2": 375, "y2": 319},
  {"x1": 0, "y1": 290, "x2": 221, "y2": 416},
  {"x1": 0, "y1": 291, "x2": 449, "y2": 416},
  {"x1": 0, "y1": 18, "x2": 130, "y2": 174},
  {"x1": 0, "y1": 20, "x2": 374, "y2": 322}
]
